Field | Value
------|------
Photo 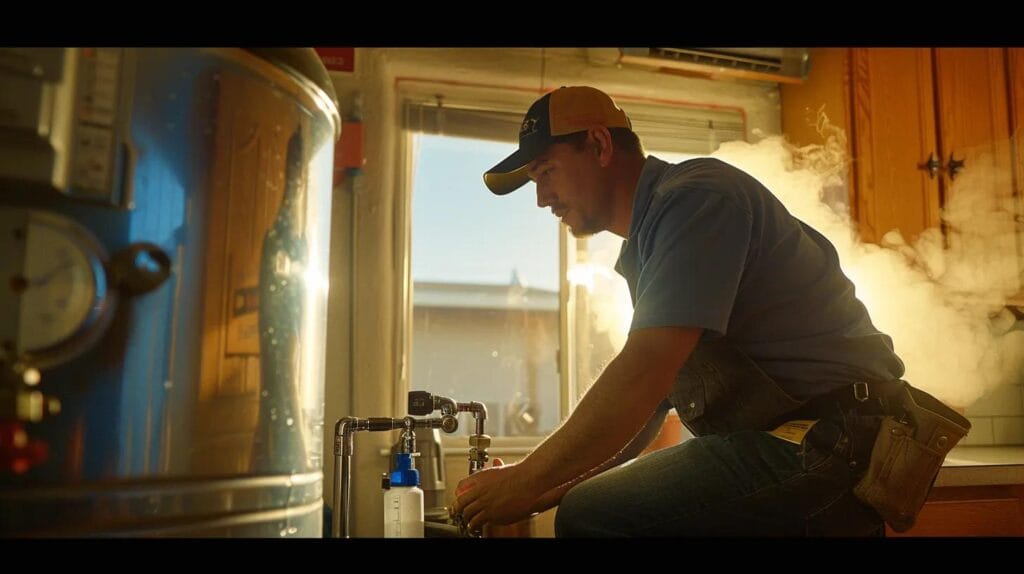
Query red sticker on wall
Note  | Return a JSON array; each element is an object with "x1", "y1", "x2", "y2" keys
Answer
[{"x1": 314, "y1": 47, "x2": 355, "y2": 73}]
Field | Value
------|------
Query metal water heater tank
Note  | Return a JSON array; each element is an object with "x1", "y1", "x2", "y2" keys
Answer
[{"x1": 0, "y1": 47, "x2": 341, "y2": 537}]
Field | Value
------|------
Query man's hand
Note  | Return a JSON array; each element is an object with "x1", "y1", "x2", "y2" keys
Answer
[
  {"x1": 451, "y1": 459, "x2": 539, "y2": 532},
  {"x1": 449, "y1": 326, "x2": 701, "y2": 534}
]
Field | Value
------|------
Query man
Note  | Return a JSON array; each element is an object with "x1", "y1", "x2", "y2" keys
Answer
[{"x1": 449, "y1": 86, "x2": 947, "y2": 536}]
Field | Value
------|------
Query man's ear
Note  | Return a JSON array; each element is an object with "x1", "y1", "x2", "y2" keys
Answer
[{"x1": 588, "y1": 126, "x2": 614, "y2": 167}]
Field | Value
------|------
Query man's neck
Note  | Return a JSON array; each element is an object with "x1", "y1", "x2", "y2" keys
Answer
[{"x1": 607, "y1": 154, "x2": 647, "y2": 238}]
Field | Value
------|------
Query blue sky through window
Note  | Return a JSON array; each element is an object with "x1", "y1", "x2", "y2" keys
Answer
[
  {"x1": 412, "y1": 135, "x2": 559, "y2": 292},
  {"x1": 411, "y1": 134, "x2": 701, "y2": 294}
]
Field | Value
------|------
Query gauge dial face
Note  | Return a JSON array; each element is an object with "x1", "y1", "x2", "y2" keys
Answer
[
  {"x1": 1, "y1": 209, "x2": 111, "y2": 367},
  {"x1": 17, "y1": 221, "x2": 101, "y2": 353}
]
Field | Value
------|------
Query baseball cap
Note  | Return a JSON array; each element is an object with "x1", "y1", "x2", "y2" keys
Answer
[{"x1": 483, "y1": 86, "x2": 632, "y2": 195}]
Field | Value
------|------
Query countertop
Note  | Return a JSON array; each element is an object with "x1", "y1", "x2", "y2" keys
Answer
[{"x1": 935, "y1": 446, "x2": 1024, "y2": 487}]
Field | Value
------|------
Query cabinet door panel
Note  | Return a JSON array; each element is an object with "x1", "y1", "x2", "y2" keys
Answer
[
  {"x1": 1010, "y1": 49, "x2": 1024, "y2": 193},
  {"x1": 851, "y1": 48, "x2": 941, "y2": 244},
  {"x1": 1006, "y1": 48, "x2": 1024, "y2": 300},
  {"x1": 934, "y1": 48, "x2": 1019, "y2": 294}
]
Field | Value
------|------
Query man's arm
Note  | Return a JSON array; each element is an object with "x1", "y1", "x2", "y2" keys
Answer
[
  {"x1": 454, "y1": 325, "x2": 702, "y2": 528},
  {"x1": 527, "y1": 401, "x2": 670, "y2": 515}
]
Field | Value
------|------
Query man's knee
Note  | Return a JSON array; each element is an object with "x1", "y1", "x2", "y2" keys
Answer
[
  {"x1": 554, "y1": 482, "x2": 611, "y2": 537},
  {"x1": 554, "y1": 485, "x2": 587, "y2": 537}
]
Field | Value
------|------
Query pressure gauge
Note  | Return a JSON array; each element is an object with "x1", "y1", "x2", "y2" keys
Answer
[{"x1": 1, "y1": 209, "x2": 115, "y2": 369}]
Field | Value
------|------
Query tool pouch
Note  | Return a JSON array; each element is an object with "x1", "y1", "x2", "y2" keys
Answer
[{"x1": 853, "y1": 385, "x2": 970, "y2": 532}]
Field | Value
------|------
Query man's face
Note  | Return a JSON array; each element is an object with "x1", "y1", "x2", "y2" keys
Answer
[{"x1": 526, "y1": 139, "x2": 610, "y2": 238}]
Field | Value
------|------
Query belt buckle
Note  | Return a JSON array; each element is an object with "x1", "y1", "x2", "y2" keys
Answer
[{"x1": 853, "y1": 382, "x2": 870, "y2": 402}]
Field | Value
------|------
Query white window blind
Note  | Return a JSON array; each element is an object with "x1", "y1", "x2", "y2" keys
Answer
[{"x1": 403, "y1": 98, "x2": 746, "y2": 155}]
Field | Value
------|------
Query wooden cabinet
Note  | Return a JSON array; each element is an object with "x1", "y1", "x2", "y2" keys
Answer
[
  {"x1": 887, "y1": 484, "x2": 1024, "y2": 537},
  {"x1": 783, "y1": 49, "x2": 1021, "y2": 288}
]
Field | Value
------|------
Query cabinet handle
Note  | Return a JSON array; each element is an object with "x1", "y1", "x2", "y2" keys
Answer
[
  {"x1": 920, "y1": 152, "x2": 942, "y2": 179},
  {"x1": 947, "y1": 153, "x2": 966, "y2": 180}
]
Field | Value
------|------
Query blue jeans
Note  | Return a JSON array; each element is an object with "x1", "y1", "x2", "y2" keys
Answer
[{"x1": 555, "y1": 413, "x2": 885, "y2": 537}]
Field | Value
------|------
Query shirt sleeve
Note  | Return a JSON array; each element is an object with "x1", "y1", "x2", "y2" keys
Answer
[{"x1": 630, "y1": 189, "x2": 752, "y2": 335}]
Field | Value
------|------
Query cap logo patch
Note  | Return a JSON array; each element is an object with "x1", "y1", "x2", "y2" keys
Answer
[{"x1": 520, "y1": 117, "x2": 538, "y2": 137}]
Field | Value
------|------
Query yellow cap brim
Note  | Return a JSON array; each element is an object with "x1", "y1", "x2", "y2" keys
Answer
[{"x1": 483, "y1": 165, "x2": 531, "y2": 196}]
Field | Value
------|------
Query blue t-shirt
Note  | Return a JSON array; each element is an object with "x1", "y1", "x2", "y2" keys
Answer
[{"x1": 615, "y1": 156, "x2": 905, "y2": 401}]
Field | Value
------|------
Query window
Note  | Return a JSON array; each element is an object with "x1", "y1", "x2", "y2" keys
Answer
[{"x1": 410, "y1": 134, "x2": 560, "y2": 437}]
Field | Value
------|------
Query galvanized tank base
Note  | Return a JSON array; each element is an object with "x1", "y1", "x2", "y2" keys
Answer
[{"x1": 2, "y1": 473, "x2": 322, "y2": 537}]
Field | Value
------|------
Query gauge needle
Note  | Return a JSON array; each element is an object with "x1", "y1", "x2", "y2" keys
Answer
[{"x1": 28, "y1": 260, "x2": 76, "y2": 288}]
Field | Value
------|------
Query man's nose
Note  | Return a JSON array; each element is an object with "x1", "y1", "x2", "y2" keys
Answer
[{"x1": 536, "y1": 184, "x2": 554, "y2": 208}]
